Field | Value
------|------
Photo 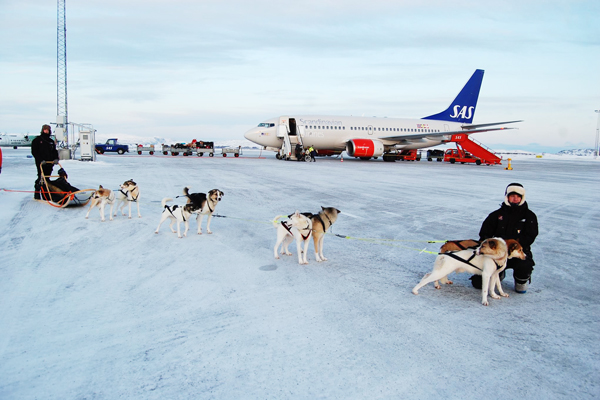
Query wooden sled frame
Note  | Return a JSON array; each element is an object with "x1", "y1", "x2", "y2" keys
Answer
[{"x1": 39, "y1": 161, "x2": 95, "y2": 208}]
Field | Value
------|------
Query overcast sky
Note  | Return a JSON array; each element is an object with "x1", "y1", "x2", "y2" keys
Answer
[{"x1": 1, "y1": 0, "x2": 599, "y2": 152}]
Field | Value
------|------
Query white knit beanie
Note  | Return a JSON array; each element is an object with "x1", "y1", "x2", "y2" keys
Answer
[{"x1": 504, "y1": 183, "x2": 526, "y2": 206}]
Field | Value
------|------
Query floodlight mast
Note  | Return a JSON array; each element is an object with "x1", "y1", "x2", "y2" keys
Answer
[{"x1": 57, "y1": 0, "x2": 68, "y2": 145}]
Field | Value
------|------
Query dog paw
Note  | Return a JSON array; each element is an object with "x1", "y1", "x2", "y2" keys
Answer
[
  {"x1": 434, "y1": 284, "x2": 441, "y2": 289},
  {"x1": 275, "y1": 256, "x2": 280, "y2": 259},
  {"x1": 491, "y1": 294, "x2": 501, "y2": 300},
  {"x1": 501, "y1": 293, "x2": 510, "y2": 298},
  {"x1": 446, "y1": 280, "x2": 453, "y2": 285},
  {"x1": 207, "y1": 231, "x2": 212, "y2": 234},
  {"x1": 482, "y1": 300, "x2": 489, "y2": 306},
  {"x1": 412, "y1": 289, "x2": 419, "y2": 295}
]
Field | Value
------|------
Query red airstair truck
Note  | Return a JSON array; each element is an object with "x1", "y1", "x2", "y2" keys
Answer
[{"x1": 444, "y1": 134, "x2": 502, "y2": 165}]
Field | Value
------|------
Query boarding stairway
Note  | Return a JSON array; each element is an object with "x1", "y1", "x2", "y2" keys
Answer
[
  {"x1": 449, "y1": 134, "x2": 502, "y2": 165},
  {"x1": 277, "y1": 118, "x2": 305, "y2": 160}
]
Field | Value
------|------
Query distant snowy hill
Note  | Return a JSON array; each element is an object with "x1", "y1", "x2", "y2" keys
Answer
[{"x1": 556, "y1": 149, "x2": 596, "y2": 156}]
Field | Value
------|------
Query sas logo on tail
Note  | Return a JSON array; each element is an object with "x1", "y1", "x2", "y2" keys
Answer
[{"x1": 449, "y1": 105, "x2": 475, "y2": 120}]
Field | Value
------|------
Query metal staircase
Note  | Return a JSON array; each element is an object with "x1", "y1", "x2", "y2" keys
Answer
[
  {"x1": 277, "y1": 117, "x2": 304, "y2": 160},
  {"x1": 449, "y1": 134, "x2": 502, "y2": 165}
]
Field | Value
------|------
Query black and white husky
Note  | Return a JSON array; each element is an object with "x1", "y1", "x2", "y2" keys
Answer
[
  {"x1": 155, "y1": 198, "x2": 196, "y2": 238},
  {"x1": 182, "y1": 187, "x2": 224, "y2": 234}
]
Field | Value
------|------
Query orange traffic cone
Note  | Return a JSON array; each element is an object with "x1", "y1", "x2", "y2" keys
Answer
[{"x1": 341, "y1": 154, "x2": 344, "y2": 162}]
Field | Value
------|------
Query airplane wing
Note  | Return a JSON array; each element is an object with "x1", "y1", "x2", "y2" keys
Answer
[
  {"x1": 461, "y1": 120, "x2": 522, "y2": 130},
  {"x1": 378, "y1": 122, "x2": 521, "y2": 145}
]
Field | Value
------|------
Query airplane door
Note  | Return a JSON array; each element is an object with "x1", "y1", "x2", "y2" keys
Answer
[
  {"x1": 444, "y1": 124, "x2": 450, "y2": 132},
  {"x1": 368, "y1": 125, "x2": 374, "y2": 135},
  {"x1": 289, "y1": 118, "x2": 298, "y2": 135},
  {"x1": 277, "y1": 116, "x2": 289, "y2": 138}
]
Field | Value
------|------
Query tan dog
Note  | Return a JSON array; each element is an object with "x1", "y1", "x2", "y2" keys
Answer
[
  {"x1": 114, "y1": 179, "x2": 141, "y2": 219},
  {"x1": 85, "y1": 185, "x2": 115, "y2": 221},
  {"x1": 303, "y1": 207, "x2": 341, "y2": 262},
  {"x1": 412, "y1": 238, "x2": 525, "y2": 306}
]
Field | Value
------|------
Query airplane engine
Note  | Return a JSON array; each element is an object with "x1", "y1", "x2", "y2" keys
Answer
[{"x1": 346, "y1": 139, "x2": 385, "y2": 158}]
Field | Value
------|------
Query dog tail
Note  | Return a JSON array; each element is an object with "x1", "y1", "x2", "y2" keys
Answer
[
  {"x1": 161, "y1": 197, "x2": 173, "y2": 208},
  {"x1": 183, "y1": 187, "x2": 191, "y2": 197},
  {"x1": 272, "y1": 215, "x2": 286, "y2": 227}
]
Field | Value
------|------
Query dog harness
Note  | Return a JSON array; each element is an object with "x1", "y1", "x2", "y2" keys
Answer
[
  {"x1": 442, "y1": 251, "x2": 503, "y2": 271},
  {"x1": 314, "y1": 213, "x2": 334, "y2": 232},
  {"x1": 120, "y1": 188, "x2": 139, "y2": 202},
  {"x1": 280, "y1": 221, "x2": 312, "y2": 240},
  {"x1": 166, "y1": 204, "x2": 186, "y2": 221}
]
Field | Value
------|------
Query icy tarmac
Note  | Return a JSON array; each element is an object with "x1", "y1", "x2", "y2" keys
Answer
[{"x1": 1, "y1": 149, "x2": 599, "y2": 399}]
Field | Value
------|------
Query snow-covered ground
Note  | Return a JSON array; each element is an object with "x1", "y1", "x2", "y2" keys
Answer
[{"x1": 1, "y1": 149, "x2": 599, "y2": 399}]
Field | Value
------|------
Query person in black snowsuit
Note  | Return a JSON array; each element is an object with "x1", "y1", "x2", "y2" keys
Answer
[
  {"x1": 295, "y1": 143, "x2": 303, "y2": 161},
  {"x1": 31, "y1": 124, "x2": 59, "y2": 199},
  {"x1": 471, "y1": 183, "x2": 538, "y2": 293}
]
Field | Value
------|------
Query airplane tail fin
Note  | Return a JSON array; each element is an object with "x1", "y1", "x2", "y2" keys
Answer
[{"x1": 422, "y1": 69, "x2": 484, "y2": 124}]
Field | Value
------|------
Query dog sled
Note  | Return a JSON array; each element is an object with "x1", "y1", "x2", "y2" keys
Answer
[{"x1": 37, "y1": 161, "x2": 95, "y2": 208}]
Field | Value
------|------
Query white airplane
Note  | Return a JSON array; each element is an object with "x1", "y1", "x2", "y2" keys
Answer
[
  {"x1": 243, "y1": 69, "x2": 521, "y2": 160},
  {"x1": 0, "y1": 133, "x2": 33, "y2": 148}
]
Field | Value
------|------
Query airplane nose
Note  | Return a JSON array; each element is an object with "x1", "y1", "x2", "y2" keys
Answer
[{"x1": 244, "y1": 128, "x2": 262, "y2": 143}]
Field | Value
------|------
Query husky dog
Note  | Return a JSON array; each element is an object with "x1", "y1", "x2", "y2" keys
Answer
[
  {"x1": 182, "y1": 187, "x2": 224, "y2": 234},
  {"x1": 301, "y1": 207, "x2": 341, "y2": 262},
  {"x1": 85, "y1": 185, "x2": 116, "y2": 221},
  {"x1": 114, "y1": 179, "x2": 141, "y2": 219},
  {"x1": 412, "y1": 238, "x2": 526, "y2": 306},
  {"x1": 155, "y1": 198, "x2": 196, "y2": 238},
  {"x1": 273, "y1": 211, "x2": 313, "y2": 265}
]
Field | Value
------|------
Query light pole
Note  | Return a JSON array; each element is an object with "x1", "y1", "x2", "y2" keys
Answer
[{"x1": 595, "y1": 110, "x2": 600, "y2": 159}]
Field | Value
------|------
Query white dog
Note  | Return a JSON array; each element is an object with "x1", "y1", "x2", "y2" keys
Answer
[
  {"x1": 85, "y1": 185, "x2": 115, "y2": 222},
  {"x1": 114, "y1": 179, "x2": 141, "y2": 219},
  {"x1": 273, "y1": 211, "x2": 313, "y2": 265},
  {"x1": 412, "y1": 238, "x2": 525, "y2": 306},
  {"x1": 155, "y1": 198, "x2": 194, "y2": 238}
]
